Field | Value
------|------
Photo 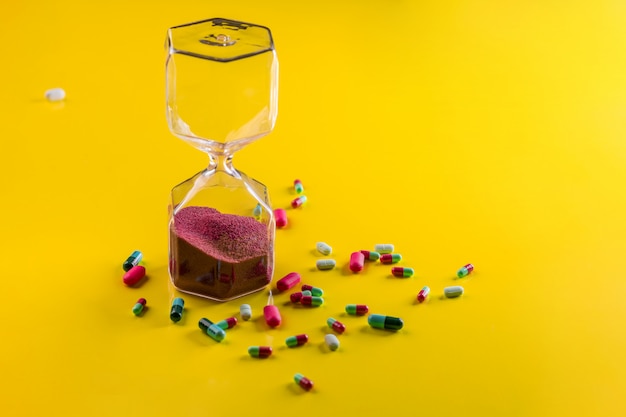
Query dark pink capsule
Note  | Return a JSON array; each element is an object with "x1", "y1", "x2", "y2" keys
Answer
[
  {"x1": 349, "y1": 251, "x2": 365, "y2": 272},
  {"x1": 123, "y1": 265, "x2": 146, "y2": 286},
  {"x1": 276, "y1": 272, "x2": 301, "y2": 292}
]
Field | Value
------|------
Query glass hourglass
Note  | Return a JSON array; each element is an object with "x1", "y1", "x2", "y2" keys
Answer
[{"x1": 165, "y1": 18, "x2": 278, "y2": 301}]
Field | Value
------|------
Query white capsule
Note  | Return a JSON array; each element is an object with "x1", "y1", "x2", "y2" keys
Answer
[
  {"x1": 240, "y1": 304, "x2": 252, "y2": 320},
  {"x1": 316, "y1": 259, "x2": 336, "y2": 271},
  {"x1": 374, "y1": 244, "x2": 394, "y2": 254},
  {"x1": 444, "y1": 286, "x2": 464, "y2": 298},
  {"x1": 45, "y1": 88, "x2": 66, "y2": 102},
  {"x1": 324, "y1": 333, "x2": 340, "y2": 351},
  {"x1": 316, "y1": 241, "x2": 332, "y2": 256}
]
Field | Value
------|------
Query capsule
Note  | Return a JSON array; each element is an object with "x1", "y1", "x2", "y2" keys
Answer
[
  {"x1": 240, "y1": 304, "x2": 252, "y2": 321},
  {"x1": 444, "y1": 286, "x2": 464, "y2": 298},
  {"x1": 360, "y1": 250, "x2": 380, "y2": 261},
  {"x1": 285, "y1": 334, "x2": 309, "y2": 347},
  {"x1": 264, "y1": 291, "x2": 281, "y2": 327},
  {"x1": 324, "y1": 334, "x2": 340, "y2": 351},
  {"x1": 274, "y1": 208, "x2": 288, "y2": 228},
  {"x1": 349, "y1": 251, "x2": 365, "y2": 272},
  {"x1": 253, "y1": 203, "x2": 262, "y2": 220},
  {"x1": 301, "y1": 284, "x2": 323, "y2": 296},
  {"x1": 170, "y1": 297, "x2": 184, "y2": 322},
  {"x1": 276, "y1": 272, "x2": 301, "y2": 292},
  {"x1": 374, "y1": 244, "x2": 394, "y2": 254},
  {"x1": 291, "y1": 195, "x2": 307, "y2": 208},
  {"x1": 316, "y1": 241, "x2": 332, "y2": 255},
  {"x1": 132, "y1": 298, "x2": 146, "y2": 316},
  {"x1": 294, "y1": 373, "x2": 313, "y2": 391},
  {"x1": 248, "y1": 346, "x2": 272, "y2": 358},
  {"x1": 45, "y1": 87, "x2": 66, "y2": 102},
  {"x1": 327, "y1": 317, "x2": 346, "y2": 334},
  {"x1": 457, "y1": 263, "x2": 475, "y2": 278},
  {"x1": 316, "y1": 259, "x2": 336, "y2": 270},
  {"x1": 301, "y1": 290, "x2": 312, "y2": 297},
  {"x1": 294, "y1": 179, "x2": 304, "y2": 194},
  {"x1": 391, "y1": 267, "x2": 414, "y2": 278},
  {"x1": 345, "y1": 304, "x2": 369, "y2": 316},
  {"x1": 290, "y1": 292, "x2": 303, "y2": 303},
  {"x1": 198, "y1": 318, "x2": 226, "y2": 342},
  {"x1": 417, "y1": 286, "x2": 430, "y2": 303},
  {"x1": 123, "y1": 265, "x2": 146, "y2": 286},
  {"x1": 123, "y1": 250, "x2": 143, "y2": 272},
  {"x1": 380, "y1": 253, "x2": 402, "y2": 264},
  {"x1": 301, "y1": 296, "x2": 324, "y2": 307},
  {"x1": 215, "y1": 317, "x2": 238, "y2": 330},
  {"x1": 368, "y1": 314, "x2": 404, "y2": 331}
]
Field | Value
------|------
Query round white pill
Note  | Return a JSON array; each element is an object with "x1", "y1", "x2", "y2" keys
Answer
[
  {"x1": 45, "y1": 88, "x2": 66, "y2": 102},
  {"x1": 324, "y1": 333, "x2": 340, "y2": 351}
]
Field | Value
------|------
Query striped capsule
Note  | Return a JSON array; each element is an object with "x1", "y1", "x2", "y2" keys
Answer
[
  {"x1": 274, "y1": 208, "x2": 287, "y2": 228},
  {"x1": 417, "y1": 286, "x2": 430, "y2": 303},
  {"x1": 294, "y1": 373, "x2": 314, "y2": 391},
  {"x1": 301, "y1": 285, "x2": 323, "y2": 296},
  {"x1": 316, "y1": 259, "x2": 336, "y2": 270},
  {"x1": 199, "y1": 318, "x2": 226, "y2": 342},
  {"x1": 374, "y1": 244, "x2": 394, "y2": 254},
  {"x1": 392, "y1": 267, "x2": 414, "y2": 278},
  {"x1": 291, "y1": 195, "x2": 307, "y2": 208},
  {"x1": 286, "y1": 334, "x2": 309, "y2": 347},
  {"x1": 368, "y1": 314, "x2": 404, "y2": 331},
  {"x1": 327, "y1": 317, "x2": 346, "y2": 334},
  {"x1": 170, "y1": 297, "x2": 184, "y2": 322},
  {"x1": 132, "y1": 298, "x2": 146, "y2": 316},
  {"x1": 248, "y1": 346, "x2": 272, "y2": 358},
  {"x1": 457, "y1": 263, "x2": 475, "y2": 278},
  {"x1": 349, "y1": 251, "x2": 365, "y2": 272},
  {"x1": 380, "y1": 253, "x2": 402, "y2": 264},
  {"x1": 360, "y1": 250, "x2": 380, "y2": 261},
  {"x1": 324, "y1": 334, "x2": 340, "y2": 351},
  {"x1": 123, "y1": 265, "x2": 146, "y2": 286},
  {"x1": 253, "y1": 203, "x2": 262, "y2": 219},
  {"x1": 345, "y1": 304, "x2": 369, "y2": 316},
  {"x1": 240, "y1": 304, "x2": 252, "y2": 321},
  {"x1": 294, "y1": 179, "x2": 304, "y2": 194},
  {"x1": 276, "y1": 272, "x2": 301, "y2": 292},
  {"x1": 215, "y1": 317, "x2": 238, "y2": 330},
  {"x1": 301, "y1": 296, "x2": 324, "y2": 307},
  {"x1": 444, "y1": 286, "x2": 464, "y2": 298},
  {"x1": 316, "y1": 242, "x2": 332, "y2": 255},
  {"x1": 123, "y1": 250, "x2": 143, "y2": 272}
]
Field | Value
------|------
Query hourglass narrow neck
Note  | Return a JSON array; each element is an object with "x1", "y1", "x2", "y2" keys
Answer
[{"x1": 208, "y1": 153, "x2": 236, "y2": 175}]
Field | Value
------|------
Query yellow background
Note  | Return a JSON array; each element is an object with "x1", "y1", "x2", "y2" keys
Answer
[{"x1": 2, "y1": 1, "x2": 626, "y2": 416}]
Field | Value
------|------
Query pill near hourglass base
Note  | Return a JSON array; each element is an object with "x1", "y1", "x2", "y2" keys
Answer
[
  {"x1": 123, "y1": 250, "x2": 143, "y2": 272},
  {"x1": 276, "y1": 272, "x2": 301, "y2": 292},
  {"x1": 316, "y1": 259, "x2": 336, "y2": 270},
  {"x1": 444, "y1": 286, "x2": 464, "y2": 298},
  {"x1": 170, "y1": 297, "x2": 185, "y2": 322},
  {"x1": 45, "y1": 87, "x2": 65, "y2": 101},
  {"x1": 240, "y1": 304, "x2": 252, "y2": 321},
  {"x1": 252, "y1": 204, "x2": 262, "y2": 219},
  {"x1": 316, "y1": 242, "x2": 332, "y2": 256},
  {"x1": 123, "y1": 265, "x2": 146, "y2": 286},
  {"x1": 349, "y1": 251, "x2": 365, "y2": 272},
  {"x1": 274, "y1": 208, "x2": 287, "y2": 228}
]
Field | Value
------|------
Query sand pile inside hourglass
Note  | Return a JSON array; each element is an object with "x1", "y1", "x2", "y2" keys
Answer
[{"x1": 170, "y1": 206, "x2": 272, "y2": 300}]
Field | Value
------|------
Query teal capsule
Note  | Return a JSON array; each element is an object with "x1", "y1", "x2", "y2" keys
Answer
[
  {"x1": 253, "y1": 203, "x2": 262, "y2": 220},
  {"x1": 294, "y1": 179, "x2": 304, "y2": 194},
  {"x1": 316, "y1": 259, "x2": 336, "y2": 270},
  {"x1": 316, "y1": 242, "x2": 332, "y2": 256},
  {"x1": 368, "y1": 314, "x2": 404, "y2": 331},
  {"x1": 456, "y1": 263, "x2": 474, "y2": 278},
  {"x1": 444, "y1": 286, "x2": 464, "y2": 298},
  {"x1": 170, "y1": 297, "x2": 184, "y2": 322},
  {"x1": 360, "y1": 250, "x2": 380, "y2": 261},
  {"x1": 123, "y1": 250, "x2": 142, "y2": 272},
  {"x1": 301, "y1": 285, "x2": 323, "y2": 296},
  {"x1": 199, "y1": 318, "x2": 226, "y2": 342}
]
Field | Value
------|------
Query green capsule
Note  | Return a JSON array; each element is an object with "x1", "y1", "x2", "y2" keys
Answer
[
  {"x1": 345, "y1": 304, "x2": 369, "y2": 315},
  {"x1": 198, "y1": 318, "x2": 226, "y2": 342},
  {"x1": 301, "y1": 296, "x2": 323, "y2": 306},
  {"x1": 360, "y1": 250, "x2": 380, "y2": 261},
  {"x1": 170, "y1": 297, "x2": 184, "y2": 322},
  {"x1": 248, "y1": 346, "x2": 272, "y2": 358},
  {"x1": 456, "y1": 264, "x2": 474, "y2": 278},
  {"x1": 301, "y1": 285, "x2": 323, "y2": 296},
  {"x1": 302, "y1": 290, "x2": 312, "y2": 297},
  {"x1": 132, "y1": 298, "x2": 146, "y2": 316},
  {"x1": 368, "y1": 314, "x2": 404, "y2": 331},
  {"x1": 380, "y1": 253, "x2": 402, "y2": 264},
  {"x1": 391, "y1": 267, "x2": 414, "y2": 278},
  {"x1": 285, "y1": 334, "x2": 308, "y2": 347}
]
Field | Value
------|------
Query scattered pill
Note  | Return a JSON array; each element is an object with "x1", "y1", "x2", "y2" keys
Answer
[
  {"x1": 276, "y1": 272, "x2": 301, "y2": 292},
  {"x1": 324, "y1": 334, "x2": 340, "y2": 351},
  {"x1": 264, "y1": 291, "x2": 281, "y2": 327},
  {"x1": 301, "y1": 285, "x2": 323, "y2": 296},
  {"x1": 327, "y1": 317, "x2": 346, "y2": 334},
  {"x1": 301, "y1": 296, "x2": 324, "y2": 307},
  {"x1": 286, "y1": 334, "x2": 309, "y2": 347},
  {"x1": 294, "y1": 373, "x2": 314, "y2": 391},
  {"x1": 274, "y1": 208, "x2": 287, "y2": 228},
  {"x1": 316, "y1": 242, "x2": 332, "y2": 255},
  {"x1": 368, "y1": 314, "x2": 404, "y2": 331},
  {"x1": 301, "y1": 290, "x2": 312, "y2": 296},
  {"x1": 457, "y1": 263, "x2": 474, "y2": 278},
  {"x1": 248, "y1": 346, "x2": 272, "y2": 358},
  {"x1": 294, "y1": 179, "x2": 304, "y2": 194},
  {"x1": 240, "y1": 304, "x2": 252, "y2": 321},
  {"x1": 290, "y1": 292, "x2": 303, "y2": 303},
  {"x1": 345, "y1": 304, "x2": 369, "y2": 316},
  {"x1": 444, "y1": 286, "x2": 464, "y2": 298},
  {"x1": 123, "y1": 265, "x2": 146, "y2": 286},
  {"x1": 45, "y1": 87, "x2": 66, "y2": 102},
  {"x1": 198, "y1": 318, "x2": 226, "y2": 342},
  {"x1": 374, "y1": 244, "x2": 394, "y2": 254},
  {"x1": 391, "y1": 267, "x2": 414, "y2": 278},
  {"x1": 417, "y1": 286, "x2": 430, "y2": 303},
  {"x1": 123, "y1": 250, "x2": 143, "y2": 272},
  {"x1": 291, "y1": 195, "x2": 307, "y2": 208},
  {"x1": 253, "y1": 203, "x2": 262, "y2": 219},
  {"x1": 360, "y1": 250, "x2": 380, "y2": 261},
  {"x1": 380, "y1": 253, "x2": 402, "y2": 264},
  {"x1": 170, "y1": 297, "x2": 184, "y2": 322},
  {"x1": 316, "y1": 259, "x2": 336, "y2": 270},
  {"x1": 215, "y1": 317, "x2": 238, "y2": 330},
  {"x1": 349, "y1": 251, "x2": 365, "y2": 272},
  {"x1": 132, "y1": 298, "x2": 146, "y2": 316}
]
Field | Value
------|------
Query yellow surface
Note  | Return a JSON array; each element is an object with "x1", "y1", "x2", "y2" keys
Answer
[{"x1": 2, "y1": 1, "x2": 626, "y2": 416}]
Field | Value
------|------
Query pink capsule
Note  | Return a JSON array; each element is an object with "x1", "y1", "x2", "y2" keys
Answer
[
  {"x1": 417, "y1": 286, "x2": 430, "y2": 303},
  {"x1": 291, "y1": 195, "x2": 307, "y2": 208},
  {"x1": 349, "y1": 251, "x2": 365, "y2": 272},
  {"x1": 123, "y1": 265, "x2": 146, "y2": 286},
  {"x1": 274, "y1": 208, "x2": 288, "y2": 228},
  {"x1": 276, "y1": 272, "x2": 301, "y2": 292},
  {"x1": 264, "y1": 291, "x2": 281, "y2": 328}
]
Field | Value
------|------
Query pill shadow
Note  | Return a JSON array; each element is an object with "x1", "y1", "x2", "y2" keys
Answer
[
  {"x1": 340, "y1": 262, "x2": 364, "y2": 276},
  {"x1": 286, "y1": 382, "x2": 317, "y2": 396},
  {"x1": 127, "y1": 275, "x2": 149, "y2": 288},
  {"x1": 133, "y1": 306, "x2": 149, "y2": 317},
  {"x1": 185, "y1": 329, "x2": 224, "y2": 347},
  {"x1": 360, "y1": 325, "x2": 400, "y2": 337},
  {"x1": 239, "y1": 353, "x2": 277, "y2": 362}
]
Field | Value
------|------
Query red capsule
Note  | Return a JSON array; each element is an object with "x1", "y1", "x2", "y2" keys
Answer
[
  {"x1": 327, "y1": 317, "x2": 346, "y2": 334},
  {"x1": 276, "y1": 272, "x2": 301, "y2": 292},
  {"x1": 123, "y1": 265, "x2": 146, "y2": 286},
  {"x1": 274, "y1": 208, "x2": 287, "y2": 228},
  {"x1": 417, "y1": 286, "x2": 430, "y2": 303},
  {"x1": 349, "y1": 251, "x2": 365, "y2": 272},
  {"x1": 295, "y1": 373, "x2": 314, "y2": 391},
  {"x1": 248, "y1": 346, "x2": 273, "y2": 358},
  {"x1": 222, "y1": 317, "x2": 238, "y2": 329},
  {"x1": 290, "y1": 292, "x2": 303, "y2": 303},
  {"x1": 286, "y1": 334, "x2": 309, "y2": 347}
]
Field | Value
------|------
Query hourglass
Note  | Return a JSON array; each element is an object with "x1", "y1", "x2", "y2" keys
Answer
[{"x1": 165, "y1": 18, "x2": 278, "y2": 301}]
